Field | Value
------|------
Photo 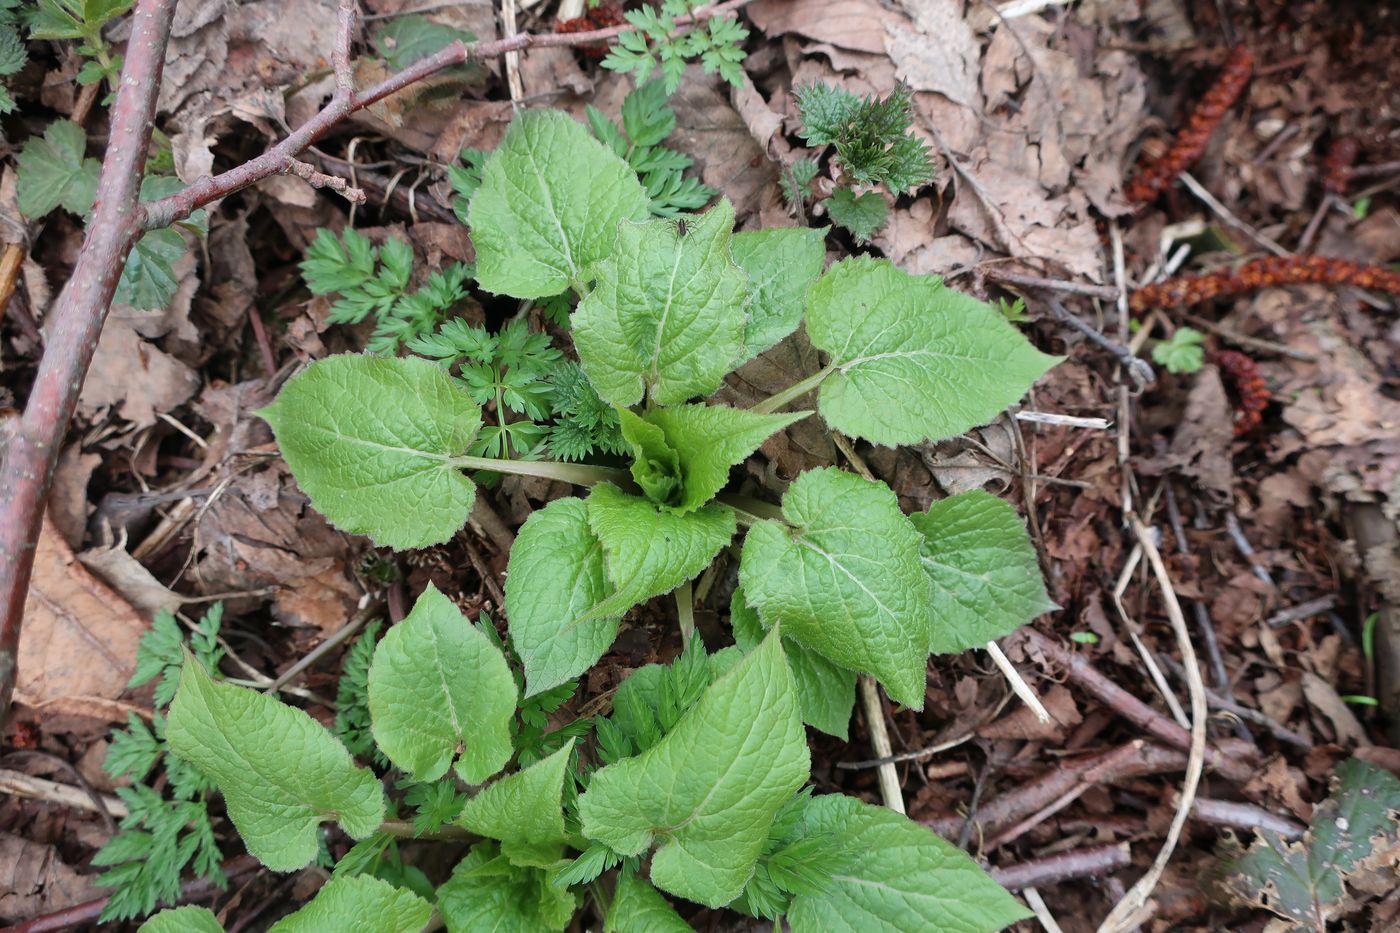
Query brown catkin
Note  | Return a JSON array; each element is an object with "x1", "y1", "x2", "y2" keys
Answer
[
  {"x1": 1125, "y1": 45, "x2": 1255, "y2": 204},
  {"x1": 1209, "y1": 349, "x2": 1269, "y2": 435},
  {"x1": 1321, "y1": 137, "x2": 1360, "y2": 195},
  {"x1": 1129, "y1": 256, "x2": 1400, "y2": 312}
]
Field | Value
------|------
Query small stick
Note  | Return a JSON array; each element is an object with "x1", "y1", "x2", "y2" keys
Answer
[
  {"x1": 0, "y1": 767, "x2": 128, "y2": 818},
  {"x1": 1014, "y1": 411, "x2": 1112, "y2": 430},
  {"x1": 1164, "y1": 483, "x2": 1229, "y2": 689},
  {"x1": 1176, "y1": 312, "x2": 1319, "y2": 362},
  {"x1": 927, "y1": 741, "x2": 1183, "y2": 839},
  {"x1": 1042, "y1": 295, "x2": 1155, "y2": 389},
  {"x1": 838, "y1": 731, "x2": 974, "y2": 769},
  {"x1": 1018, "y1": 628, "x2": 1253, "y2": 783},
  {"x1": 991, "y1": 843, "x2": 1133, "y2": 890},
  {"x1": 1348, "y1": 159, "x2": 1400, "y2": 180},
  {"x1": 1023, "y1": 888, "x2": 1066, "y2": 933},
  {"x1": 989, "y1": 270, "x2": 1122, "y2": 301},
  {"x1": 1190, "y1": 796, "x2": 1304, "y2": 839},
  {"x1": 1265, "y1": 594, "x2": 1337, "y2": 628},
  {"x1": 1112, "y1": 541, "x2": 1190, "y2": 728},
  {"x1": 986, "y1": 640, "x2": 1051, "y2": 723},
  {"x1": 1178, "y1": 172, "x2": 1289, "y2": 257},
  {"x1": 1156, "y1": 653, "x2": 1311, "y2": 748},
  {"x1": 859, "y1": 676, "x2": 906, "y2": 814},
  {"x1": 264, "y1": 599, "x2": 381, "y2": 694},
  {"x1": 985, "y1": 779, "x2": 1093, "y2": 849},
  {"x1": 1097, "y1": 518, "x2": 1207, "y2": 933},
  {"x1": 1224, "y1": 511, "x2": 1275, "y2": 587}
]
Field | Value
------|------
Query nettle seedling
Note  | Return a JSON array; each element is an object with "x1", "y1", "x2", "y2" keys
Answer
[{"x1": 150, "y1": 107, "x2": 1062, "y2": 931}]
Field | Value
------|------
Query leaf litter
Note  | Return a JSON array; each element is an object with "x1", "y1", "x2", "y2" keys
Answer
[{"x1": 4, "y1": 0, "x2": 1400, "y2": 929}]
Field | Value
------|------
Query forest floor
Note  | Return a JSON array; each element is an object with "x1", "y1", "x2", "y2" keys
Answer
[{"x1": 2, "y1": 0, "x2": 1399, "y2": 930}]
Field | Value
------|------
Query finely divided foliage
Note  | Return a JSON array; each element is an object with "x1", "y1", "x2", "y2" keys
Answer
[{"x1": 156, "y1": 106, "x2": 1052, "y2": 931}]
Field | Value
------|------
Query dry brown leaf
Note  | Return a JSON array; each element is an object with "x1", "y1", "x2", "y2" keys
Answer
[
  {"x1": 15, "y1": 516, "x2": 147, "y2": 711},
  {"x1": 884, "y1": 0, "x2": 980, "y2": 108},
  {"x1": 1301, "y1": 671, "x2": 1371, "y2": 747},
  {"x1": 668, "y1": 68, "x2": 779, "y2": 226},
  {"x1": 0, "y1": 833, "x2": 103, "y2": 923},
  {"x1": 746, "y1": 0, "x2": 900, "y2": 54},
  {"x1": 78, "y1": 318, "x2": 200, "y2": 428},
  {"x1": 191, "y1": 463, "x2": 361, "y2": 633},
  {"x1": 78, "y1": 543, "x2": 184, "y2": 618}
]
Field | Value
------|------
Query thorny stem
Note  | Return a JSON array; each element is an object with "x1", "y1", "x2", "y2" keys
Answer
[
  {"x1": 0, "y1": 0, "x2": 176, "y2": 717},
  {"x1": 0, "y1": 0, "x2": 752, "y2": 722},
  {"x1": 749, "y1": 364, "x2": 835, "y2": 414}
]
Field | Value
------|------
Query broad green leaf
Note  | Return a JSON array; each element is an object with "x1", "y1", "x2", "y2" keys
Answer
[
  {"x1": 911, "y1": 490, "x2": 1055, "y2": 653},
  {"x1": 823, "y1": 188, "x2": 888, "y2": 244},
  {"x1": 787, "y1": 795, "x2": 1030, "y2": 933},
  {"x1": 1220, "y1": 758, "x2": 1400, "y2": 927},
  {"x1": 806, "y1": 257, "x2": 1059, "y2": 446},
  {"x1": 456, "y1": 741, "x2": 573, "y2": 867},
  {"x1": 139, "y1": 907, "x2": 223, "y2": 933},
  {"x1": 258, "y1": 354, "x2": 482, "y2": 550},
  {"x1": 573, "y1": 200, "x2": 748, "y2": 407},
  {"x1": 373, "y1": 15, "x2": 473, "y2": 71},
  {"x1": 506, "y1": 497, "x2": 620, "y2": 697},
  {"x1": 470, "y1": 109, "x2": 649, "y2": 298},
  {"x1": 438, "y1": 843, "x2": 576, "y2": 933},
  {"x1": 739, "y1": 467, "x2": 929, "y2": 709},
  {"x1": 639, "y1": 403, "x2": 808, "y2": 513},
  {"x1": 730, "y1": 586, "x2": 855, "y2": 739},
  {"x1": 605, "y1": 872, "x2": 694, "y2": 932},
  {"x1": 369, "y1": 584, "x2": 516, "y2": 783},
  {"x1": 586, "y1": 483, "x2": 736, "y2": 615},
  {"x1": 618, "y1": 408, "x2": 684, "y2": 507},
  {"x1": 579, "y1": 629, "x2": 810, "y2": 907},
  {"x1": 16, "y1": 121, "x2": 99, "y2": 218},
  {"x1": 268, "y1": 875, "x2": 432, "y2": 933},
  {"x1": 165, "y1": 657, "x2": 385, "y2": 871},
  {"x1": 114, "y1": 227, "x2": 183, "y2": 310},
  {"x1": 730, "y1": 226, "x2": 827, "y2": 360}
]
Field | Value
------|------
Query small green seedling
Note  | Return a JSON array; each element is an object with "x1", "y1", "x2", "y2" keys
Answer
[
  {"x1": 1152, "y1": 326, "x2": 1206, "y2": 374},
  {"x1": 790, "y1": 82, "x2": 935, "y2": 243},
  {"x1": 140, "y1": 105, "x2": 1064, "y2": 931}
]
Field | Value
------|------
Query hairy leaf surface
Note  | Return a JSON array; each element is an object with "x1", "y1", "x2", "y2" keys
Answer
[
  {"x1": 470, "y1": 109, "x2": 649, "y2": 298},
  {"x1": 729, "y1": 226, "x2": 827, "y2": 360},
  {"x1": 506, "y1": 497, "x2": 619, "y2": 697},
  {"x1": 138, "y1": 907, "x2": 224, "y2": 933},
  {"x1": 586, "y1": 484, "x2": 736, "y2": 614},
  {"x1": 786, "y1": 795, "x2": 1030, "y2": 932},
  {"x1": 438, "y1": 843, "x2": 576, "y2": 932},
  {"x1": 730, "y1": 586, "x2": 855, "y2": 739},
  {"x1": 259, "y1": 355, "x2": 482, "y2": 550},
  {"x1": 579, "y1": 630, "x2": 809, "y2": 907},
  {"x1": 739, "y1": 468, "x2": 929, "y2": 709},
  {"x1": 268, "y1": 875, "x2": 432, "y2": 932},
  {"x1": 368, "y1": 584, "x2": 516, "y2": 783},
  {"x1": 573, "y1": 200, "x2": 748, "y2": 407},
  {"x1": 806, "y1": 257, "x2": 1058, "y2": 446},
  {"x1": 911, "y1": 490, "x2": 1054, "y2": 652},
  {"x1": 456, "y1": 742, "x2": 573, "y2": 867},
  {"x1": 640, "y1": 403, "x2": 807, "y2": 513},
  {"x1": 166, "y1": 660, "x2": 385, "y2": 871},
  {"x1": 605, "y1": 872, "x2": 694, "y2": 932}
]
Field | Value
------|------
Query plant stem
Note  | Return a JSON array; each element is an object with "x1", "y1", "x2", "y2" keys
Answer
[
  {"x1": 675, "y1": 579, "x2": 695, "y2": 648},
  {"x1": 379, "y1": 819, "x2": 475, "y2": 841},
  {"x1": 449, "y1": 456, "x2": 630, "y2": 487},
  {"x1": 715, "y1": 493, "x2": 786, "y2": 525},
  {"x1": 749, "y1": 364, "x2": 835, "y2": 414}
]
